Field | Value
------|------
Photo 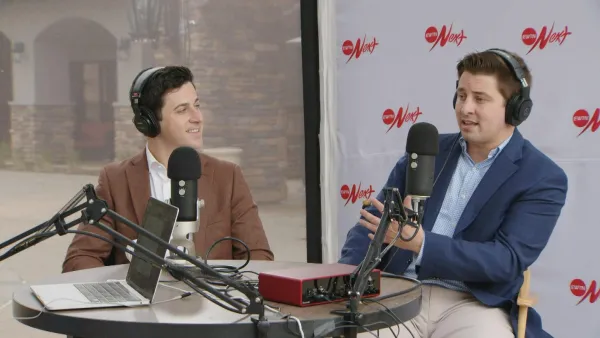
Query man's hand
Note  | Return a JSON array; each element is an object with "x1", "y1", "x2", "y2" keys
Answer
[{"x1": 358, "y1": 196, "x2": 424, "y2": 254}]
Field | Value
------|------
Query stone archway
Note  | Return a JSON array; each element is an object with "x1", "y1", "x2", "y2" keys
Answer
[
  {"x1": 34, "y1": 17, "x2": 117, "y2": 164},
  {"x1": 0, "y1": 32, "x2": 12, "y2": 152}
]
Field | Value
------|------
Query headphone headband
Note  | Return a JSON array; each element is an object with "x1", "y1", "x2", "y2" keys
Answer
[
  {"x1": 486, "y1": 48, "x2": 529, "y2": 92},
  {"x1": 130, "y1": 66, "x2": 164, "y2": 111}
]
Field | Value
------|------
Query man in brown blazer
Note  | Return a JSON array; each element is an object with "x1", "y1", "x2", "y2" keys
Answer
[{"x1": 63, "y1": 66, "x2": 273, "y2": 272}]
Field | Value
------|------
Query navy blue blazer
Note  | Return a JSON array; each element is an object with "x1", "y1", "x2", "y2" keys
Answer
[{"x1": 339, "y1": 129, "x2": 568, "y2": 338}]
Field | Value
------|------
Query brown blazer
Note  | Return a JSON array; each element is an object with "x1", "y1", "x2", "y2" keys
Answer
[{"x1": 62, "y1": 150, "x2": 274, "y2": 272}]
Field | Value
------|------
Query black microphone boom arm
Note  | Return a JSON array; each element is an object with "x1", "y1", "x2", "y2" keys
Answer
[
  {"x1": 351, "y1": 187, "x2": 408, "y2": 297},
  {"x1": 331, "y1": 187, "x2": 414, "y2": 338},
  {"x1": 0, "y1": 184, "x2": 92, "y2": 262},
  {"x1": 79, "y1": 185, "x2": 265, "y2": 316},
  {"x1": 0, "y1": 184, "x2": 269, "y2": 336}
]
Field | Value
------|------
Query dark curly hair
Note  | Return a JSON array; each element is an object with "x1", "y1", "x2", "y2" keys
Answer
[{"x1": 135, "y1": 66, "x2": 195, "y2": 120}]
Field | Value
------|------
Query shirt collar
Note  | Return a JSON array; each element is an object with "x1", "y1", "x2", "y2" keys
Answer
[
  {"x1": 145, "y1": 144, "x2": 168, "y2": 178},
  {"x1": 458, "y1": 132, "x2": 513, "y2": 161}
]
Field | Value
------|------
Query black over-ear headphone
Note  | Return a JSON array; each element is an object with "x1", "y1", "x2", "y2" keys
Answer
[
  {"x1": 130, "y1": 66, "x2": 164, "y2": 138},
  {"x1": 453, "y1": 48, "x2": 533, "y2": 127}
]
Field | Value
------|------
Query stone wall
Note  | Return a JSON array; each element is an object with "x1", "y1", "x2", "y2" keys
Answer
[
  {"x1": 113, "y1": 104, "x2": 146, "y2": 160},
  {"x1": 149, "y1": 0, "x2": 302, "y2": 203},
  {"x1": 9, "y1": 104, "x2": 35, "y2": 166},
  {"x1": 10, "y1": 104, "x2": 75, "y2": 166}
]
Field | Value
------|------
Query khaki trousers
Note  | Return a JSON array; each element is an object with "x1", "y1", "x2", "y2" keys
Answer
[{"x1": 359, "y1": 285, "x2": 513, "y2": 338}]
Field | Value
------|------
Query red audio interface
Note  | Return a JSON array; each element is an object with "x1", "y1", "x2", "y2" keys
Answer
[{"x1": 258, "y1": 263, "x2": 381, "y2": 307}]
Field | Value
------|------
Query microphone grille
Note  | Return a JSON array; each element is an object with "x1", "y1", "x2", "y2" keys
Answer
[
  {"x1": 167, "y1": 146, "x2": 202, "y2": 180},
  {"x1": 406, "y1": 122, "x2": 439, "y2": 155}
]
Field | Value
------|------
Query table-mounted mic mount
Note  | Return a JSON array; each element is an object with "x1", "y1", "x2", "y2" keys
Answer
[
  {"x1": 332, "y1": 187, "x2": 420, "y2": 337},
  {"x1": 0, "y1": 184, "x2": 270, "y2": 338},
  {"x1": 168, "y1": 198, "x2": 204, "y2": 259}
]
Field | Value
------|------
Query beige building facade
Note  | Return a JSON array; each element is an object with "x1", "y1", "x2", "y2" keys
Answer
[{"x1": 0, "y1": 0, "x2": 304, "y2": 203}]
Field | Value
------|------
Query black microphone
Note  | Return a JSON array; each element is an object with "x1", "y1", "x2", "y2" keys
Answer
[
  {"x1": 167, "y1": 146, "x2": 203, "y2": 259},
  {"x1": 405, "y1": 122, "x2": 439, "y2": 219},
  {"x1": 168, "y1": 147, "x2": 201, "y2": 221}
]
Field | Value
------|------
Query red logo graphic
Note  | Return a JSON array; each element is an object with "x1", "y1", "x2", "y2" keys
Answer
[
  {"x1": 340, "y1": 183, "x2": 376, "y2": 206},
  {"x1": 570, "y1": 279, "x2": 599, "y2": 305},
  {"x1": 382, "y1": 104, "x2": 423, "y2": 133},
  {"x1": 521, "y1": 23, "x2": 571, "y2": 55},
  {"x1": 424, "y1": 24, "x2": 467, "y2": 51},
  {"x1": 342, "y1": 35, "x2": 379, "y2": 63},
  {"x1": 573, "y1": 108, "x2": 600, "y2": 137}
]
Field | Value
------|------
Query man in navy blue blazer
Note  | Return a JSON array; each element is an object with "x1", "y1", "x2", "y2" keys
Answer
[{"x1": 340, "y1": 49, "x2": 568, "y2": 338}]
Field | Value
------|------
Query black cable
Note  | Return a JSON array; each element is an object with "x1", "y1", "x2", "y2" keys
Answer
[
  {"x1": 179, "y1": 236, "x2": 253, "y2": 289},
  {"x1": 7, "y1": 227, "x2": 254, "y2": 313},
  {"x1": 398, "y1": 220, "x2": 420, "y2": 242},
  {"x1": 179, "y1": 277, "x2": 245, "y2": 314},
  {"x1": 4, "y1": 222, "x2": 263, "y2": 314},
  {"x1": 71, "y1": 227, "x2": 252, "y2": 314},
  {"x1": 220, "y1": 270, "x2": 260, "y2": 298},
  {"x1": 204, "y1": 236, "x2": 251, "y2": 273},
  {"x1": 239, "y1": 270, "x2": 259, "y2": 277},
  {"x1": 323, "y1": 272, "x2": 420, "y2": 337},
  {"x1": 141, "y1": 235, "x2": 259, "y2": 295},
  {"x1": 363, "y1": 298, "x2": 416, "y2": 338},
  {"x1": 1, "y1": 185, "x2": 264, "y2": 318},
  {"x1": 373, "y1": 272, "x2": 422, "y2": 301}
]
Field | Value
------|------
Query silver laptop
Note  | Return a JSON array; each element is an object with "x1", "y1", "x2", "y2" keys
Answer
[{"x1": 30, "y1": 197, "x2": 179, "y2": 311}]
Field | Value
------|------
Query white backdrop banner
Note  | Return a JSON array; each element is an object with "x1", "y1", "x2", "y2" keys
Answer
[{"x1": 323, "y1": 0, "x2": 600, "y2": 337}]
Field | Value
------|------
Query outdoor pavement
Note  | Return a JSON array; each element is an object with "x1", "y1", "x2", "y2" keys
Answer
[{"x1": 0, "y1": 170, "x2": 307, "y2": 337}]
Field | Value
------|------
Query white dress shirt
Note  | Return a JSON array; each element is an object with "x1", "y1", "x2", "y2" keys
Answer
[
  {"x1": 127, "y1": 145, "x2": 176, "y2": 261},
  {"x1": 145, "y1": 144, "x2": 171, "y2": 203},
  {"x1": 144, "y1": 145, "x2": 174, "y2": 248}
]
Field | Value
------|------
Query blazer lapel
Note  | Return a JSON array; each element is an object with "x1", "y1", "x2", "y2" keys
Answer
[
  {"x1": 422, "y1": 134, "x2": 462, "y2": 232},
  {"x1": 453, "y1": 130, "x2": 524, "y2": 235},
  {"x1": 125, "y1": 150, "x2": 151, "y2": 225},
  {"x1": 195, "y1": 153, "x2": 220, "y2": 257},
  {"x1": 197, "y1": 153, "x2": 212, "y2": 232}
]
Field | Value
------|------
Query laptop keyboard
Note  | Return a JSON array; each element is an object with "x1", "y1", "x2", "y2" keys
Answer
[{"x1": 74, "y1": 282, "x2": 142, "y2": 303}]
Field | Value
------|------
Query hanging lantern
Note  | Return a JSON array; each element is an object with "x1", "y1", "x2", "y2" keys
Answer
[{"x1": 127, "y1": 0, "x2": 164, "y2": 43}]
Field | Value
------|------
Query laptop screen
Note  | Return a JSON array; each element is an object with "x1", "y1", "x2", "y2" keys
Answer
[{"x1": 125, "y1": 197, "x2": 179, "y2": 301}]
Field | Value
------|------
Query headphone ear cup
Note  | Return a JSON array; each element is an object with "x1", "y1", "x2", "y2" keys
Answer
[
  {"x1": 141, "y1": 107, "x2": 160, "y2": 138},
  {"x1": 513, "y1": 98, "x2": 533, "y2": 126},
  {"x1": 132, "y1": 109, "x2": 159, "y2": 138},
  {"x1": 505, "y1": 95, "x2": 523, "y2": 126},
  {"x1": 133, "y1": 113, "x2": 150, "y2": 137}
]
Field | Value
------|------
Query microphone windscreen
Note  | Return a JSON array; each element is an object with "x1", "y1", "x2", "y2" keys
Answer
[
  {"x1": 406, "y1": 122, "x2": 439, "y2": 155},
  {"x1": 167, "y1": 146, "x2": 202, "y2": 180}
]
